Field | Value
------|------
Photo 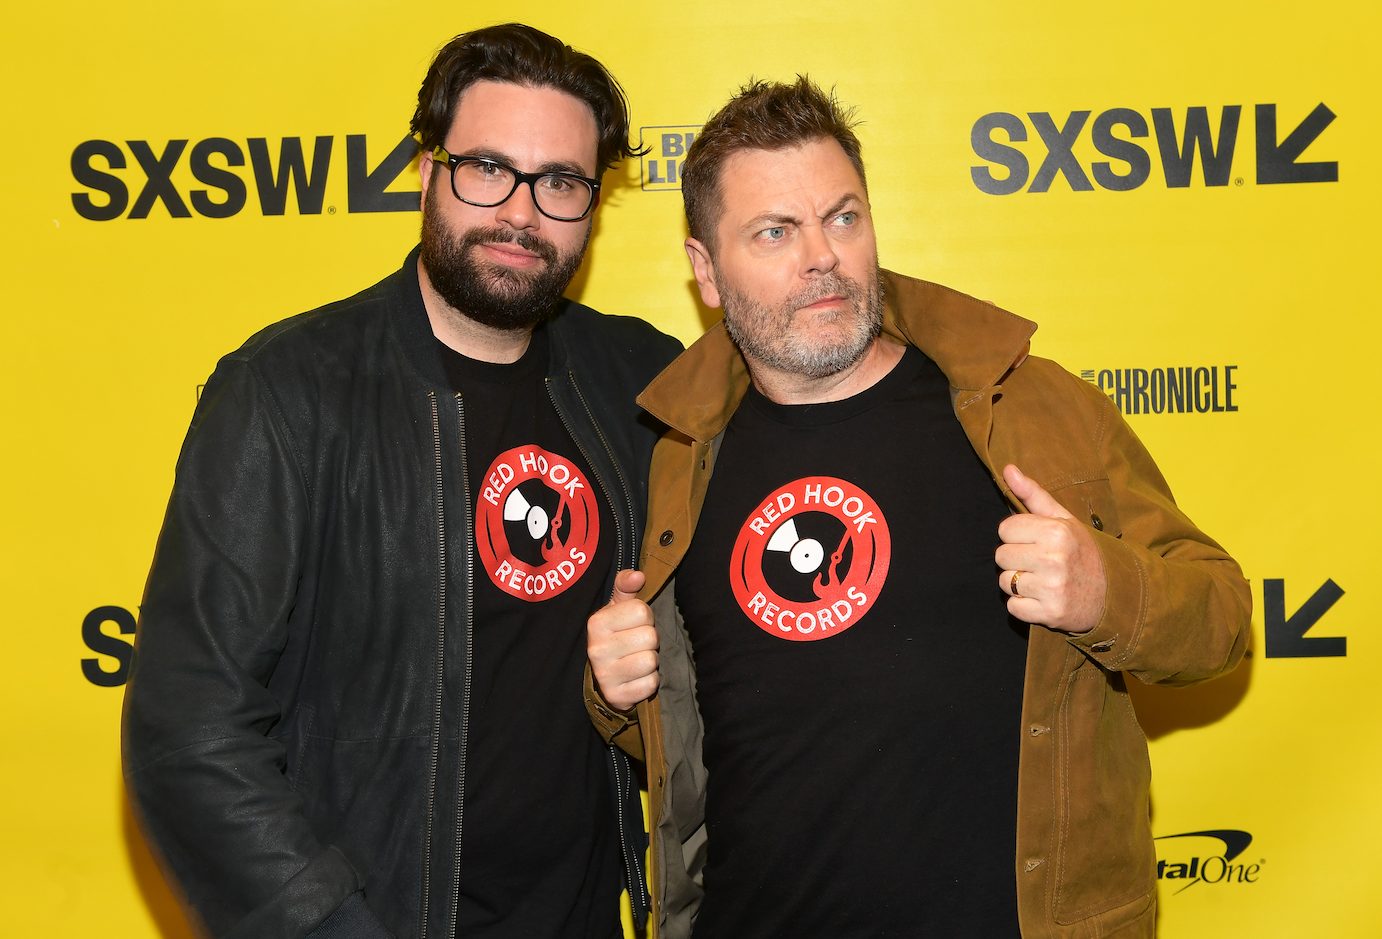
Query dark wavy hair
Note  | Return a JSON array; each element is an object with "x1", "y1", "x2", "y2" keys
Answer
[
  {"x1": 682, "y1": 76, "x2": 866, "y2": 249},
  {"x1": 411, "y1": 23, "x2": 642, "y2": 173}
]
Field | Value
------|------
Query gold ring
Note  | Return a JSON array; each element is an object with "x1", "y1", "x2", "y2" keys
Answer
[{"x1": 1010, "y1": 570, "x2": 1024, "y2": 597}]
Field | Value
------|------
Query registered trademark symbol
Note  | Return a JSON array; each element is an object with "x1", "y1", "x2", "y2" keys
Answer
[
  {"x1": 1234, "y1": 177, "x2": 1244, "y2": 186},
  {"x1": 328, "y1": 205, "x2": 337, "y2": 215}
]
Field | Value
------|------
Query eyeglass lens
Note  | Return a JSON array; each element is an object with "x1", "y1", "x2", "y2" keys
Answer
[{"x1": 452, "y1": 160, "x2": 593, "y2": 220}]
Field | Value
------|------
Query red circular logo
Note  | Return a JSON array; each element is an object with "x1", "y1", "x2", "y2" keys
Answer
[
  {"x1": 729, "y1": 476, "x2": 890, "y2": 641},
  {"x1": 475, "y1": 445, "x2": 600, "y2": 601}
]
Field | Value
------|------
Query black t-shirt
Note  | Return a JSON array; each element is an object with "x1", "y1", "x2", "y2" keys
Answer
[
  {"x1": 677, "y1": 346, "x2": 1028, "y2": 938},
  {"x1": 437, "y1": 329, "x2": 621, "y2": 939}
]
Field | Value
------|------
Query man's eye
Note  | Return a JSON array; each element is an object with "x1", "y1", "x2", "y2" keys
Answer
[
  {"x1": 540, "y1": 175, "x2": 575, "y2": 193},
  {"x1": 834, "y1": 211, "x2": 857, "y2": 226},
  {"x1": 760, "y1": 226, "x2": 786, "y2": 241}
]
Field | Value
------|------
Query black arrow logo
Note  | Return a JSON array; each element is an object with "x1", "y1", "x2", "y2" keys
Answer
[
  {"x1": 1263, "y1": 578, "x2": 1347, "y2": 658},
  {"x1": 1255, "y1": 103, "x2": 1338, "y2": 184},
  {"x1": 346, "y1": 134, "x2": 421, "y2": 213}
]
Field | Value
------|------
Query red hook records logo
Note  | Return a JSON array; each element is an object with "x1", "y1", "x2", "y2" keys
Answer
[
  {"x1": 476, "y1": 445, "x2": 600, "y2": 601},
  {"x1": 730, "y1": 476, "x2": 890, "y2": 641}
]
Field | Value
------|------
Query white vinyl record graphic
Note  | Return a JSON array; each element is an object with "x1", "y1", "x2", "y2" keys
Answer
[{"x1": 504, "y1": 488, "x2": 549, "y2": 539}]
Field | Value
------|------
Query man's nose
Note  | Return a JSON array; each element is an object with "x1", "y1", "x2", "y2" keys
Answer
[
  {"x1": 799, "y1": 225, "x2": 840, "y2": 276},
  {"x1": 495, "y1": 179, "x2": 540, "y2": 231}
]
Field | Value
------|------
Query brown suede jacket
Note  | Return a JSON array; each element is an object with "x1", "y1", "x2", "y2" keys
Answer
[{"x1": 586, "y1": 269, "x2": 1251, "y2": 938}]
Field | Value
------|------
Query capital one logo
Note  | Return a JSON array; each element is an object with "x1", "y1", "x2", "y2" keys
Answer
[
  {"x1": 1155, "y1": 829, "x2": 1262, "y2": 893},
  {"x1": 971, "y1": 103, "x2": 1337, "y2": 194}
]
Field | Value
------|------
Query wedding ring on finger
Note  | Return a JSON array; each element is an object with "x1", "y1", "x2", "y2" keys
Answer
[{"x1": 1010, "y1": 570, "x2": 1025, "y2": 597}]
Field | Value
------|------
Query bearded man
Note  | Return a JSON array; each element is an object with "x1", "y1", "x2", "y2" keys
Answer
[
  {"x1": 586, "y1": 77, "x2": 1249, "y2": 939},
  {"x1": 123, "y1": 23, "x2": 679, "y2": 939}
]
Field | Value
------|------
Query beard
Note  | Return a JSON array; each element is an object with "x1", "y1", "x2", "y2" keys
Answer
[
  {"x1": 419, "y1": 185, "x2": 589, "y2": 332},
  {"x1": 720, "y1": 268, "x2": 885, "y2": 380}
]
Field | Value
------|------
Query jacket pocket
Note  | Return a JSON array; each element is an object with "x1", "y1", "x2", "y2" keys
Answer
[
  {"x1": 1052, "y1": 664, "x2": 1154, "y2": 924},
  {"x1": 1049, "y1": 476, "x2": 1122, "y2": 539}
]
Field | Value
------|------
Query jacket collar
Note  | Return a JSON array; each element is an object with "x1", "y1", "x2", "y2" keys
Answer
[{"x1": 638, "y1": 268, "x2": 1037, "y2": 441}]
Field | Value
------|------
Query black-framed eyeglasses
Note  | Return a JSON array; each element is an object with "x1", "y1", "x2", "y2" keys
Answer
[{"x1": 430, "y1": 148, "x2": 600, "y2": 222}]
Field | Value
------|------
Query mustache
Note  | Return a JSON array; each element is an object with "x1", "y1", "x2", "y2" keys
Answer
[
  {"x1": 463, "y1": 227, "x2": 558, "y2": 264},
  {"x1": 785, "y1": 273, "x2": 865, "y2": 309}
]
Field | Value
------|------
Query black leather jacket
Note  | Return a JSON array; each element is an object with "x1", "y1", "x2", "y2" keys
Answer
[{"x1": 122, "y1": 247, "x2": 681, "y2": 938}]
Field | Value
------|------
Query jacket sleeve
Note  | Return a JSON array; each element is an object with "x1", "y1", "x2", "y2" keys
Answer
[
  {"x1": 583, "y1": 663, "x2": 645, "y2": 761},
  {"x1": 1060, "y1": 385, "x2": 1251, "y2": 685},
  {"x1": 121, "y1": 357, "x2": 391, "y2": 939}
]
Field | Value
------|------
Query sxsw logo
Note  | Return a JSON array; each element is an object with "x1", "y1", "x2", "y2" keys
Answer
[
  {"x1": 70, "y1": 134, "x2": 421, "y2": 220},
  {"x1": 641, "y1": 125, "x2": 699, "y2": 191},
  {"x1": 971, "y1": 103, "x2": 1337, "y2": 194},
  {"x1": 1080, "y1": 365, "x2": 1238, "y2": 415},
  {"x1": 1155, "y1": 830, "x2": 1261, "y2": 894}
]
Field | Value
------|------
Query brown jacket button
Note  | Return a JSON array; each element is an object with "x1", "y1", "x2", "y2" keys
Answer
[
  {"x1": 659, "y1": 530, "x2": 674, "y2": 546},
  {"x1": 1090, "y1": 513, "x2": 1104, "y2": 531}
]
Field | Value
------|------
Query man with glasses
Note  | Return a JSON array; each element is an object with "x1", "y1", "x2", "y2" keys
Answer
[{"x1": 124, "y1": 23, "x2": 679, "y2": 939}]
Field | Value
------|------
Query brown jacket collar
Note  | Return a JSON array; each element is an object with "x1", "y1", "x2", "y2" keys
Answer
[{"x1": 638, "y1": 269, "x2": 1038, "y2": 440}]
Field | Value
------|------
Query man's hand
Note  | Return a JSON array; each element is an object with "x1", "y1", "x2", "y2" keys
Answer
[
  {"x1": 587, "y1": 569, "x2": 660, "y2": 712},
  {"x1": 995, "y1": 464, "x2": 1106, "y2": 634}
]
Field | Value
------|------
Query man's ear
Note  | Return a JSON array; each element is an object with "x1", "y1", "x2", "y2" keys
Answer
[
  {"x1": 685, "y1": 237, "x2": 721, "y2": 309},
  {"x1": 417, "y1": 149, "x2": 435, "y2": 215}
]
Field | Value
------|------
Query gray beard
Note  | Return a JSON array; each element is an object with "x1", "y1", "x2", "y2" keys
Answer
[{"x1": 721, "y1": 270, "x2": 884, "y2": 379}]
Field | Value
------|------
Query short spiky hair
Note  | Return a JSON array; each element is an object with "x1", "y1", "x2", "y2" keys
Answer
[
  {"x1": 681, "y1": 76, "x2": 866, "y2": 248},
  {"x1": 411, "y1": 23, "x2": 641, "y2": 174}
]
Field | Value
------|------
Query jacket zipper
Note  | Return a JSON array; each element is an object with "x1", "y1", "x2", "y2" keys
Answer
[
  {"x1": 448, "y1": 393, "x2": 475, "y2": 939},
  {"x1": 548, "y1": 375, "x2": 635, "y2": 571},
  {"x1": 421, "y1": 391, "x2": 445, "y2": 939},
  {"x1": 613, "y1": 737, "x2": 652, "y2": 913},
  {"x1": 546, "y1": 373, "x2": 646, "y2": 917}
]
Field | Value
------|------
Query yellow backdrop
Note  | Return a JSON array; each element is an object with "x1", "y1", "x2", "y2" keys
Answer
[{"x1": 4, "y1": 1, "x2": 1377, "y2": 935}]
